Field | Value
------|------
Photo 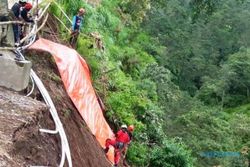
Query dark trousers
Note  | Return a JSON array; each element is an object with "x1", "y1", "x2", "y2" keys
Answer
[
  {"x1": 69, "y1": 30, "x2": 79, "y2": 48},
  {"x1": 13, "y1": 24, "x2": 20, "y2": 43}
]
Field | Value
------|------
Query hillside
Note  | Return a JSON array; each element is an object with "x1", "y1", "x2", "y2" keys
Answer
[
  {"x1": 27, "y1": 50, "x2": 112, "y2": 167},
  {"x1": 50, "y1": 0, "x2": 250, "y2": 166},
  {"x1": 0, "y1": 87, "x2": 58, "y2": 166},
  {"x1": 0, "y1": 50, "x2": 112, "y2": 167},
  {"x1": 1, "y1": 0, "x2": 250, "y2": 166},
  {"x1": 0, "y1": 51, "x2": 114, "y2": 167}
]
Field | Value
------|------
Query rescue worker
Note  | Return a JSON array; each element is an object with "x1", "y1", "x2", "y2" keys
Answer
[
  {"x1": 20, "y1": 3, "x2": 33, "y2": 23},
  {"x1": 11, "y1": 0, "x2": 27, "y2": 18},
  {"x1": 69, "y1": 8, "x2": 85, "y2": 48},
  {"x1": 104, "y1": 124, "x2": 134, "y2": 167},
  {"x1": 11, "y1": 1, "x2": 33, "y2": 45}
]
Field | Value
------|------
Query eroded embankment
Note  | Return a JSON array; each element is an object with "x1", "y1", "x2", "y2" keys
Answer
[
  {"x1": 26, "y1": 51, "x2": 111, "y2": 167},
  {"x1": 0, "y1": 87, "x2": 60, "y2": 166}
]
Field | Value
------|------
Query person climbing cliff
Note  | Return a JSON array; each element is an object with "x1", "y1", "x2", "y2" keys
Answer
[
  {"x1": 123, "y1": 125, "x2": 135, "y2": 159},
  {"x1": 69, "y1": 8, "x2": 85, "y2": 48},
  {"x1": 11, "y1": 1, "x2": 33, "y2": 45},
  {"x1": 104, "y1": 124, "x2": 134, "y2": 167}
]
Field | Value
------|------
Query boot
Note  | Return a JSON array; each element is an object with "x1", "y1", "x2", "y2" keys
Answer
[{"x1": 103, "y1": 147, "x2": 109, "y2": 153}]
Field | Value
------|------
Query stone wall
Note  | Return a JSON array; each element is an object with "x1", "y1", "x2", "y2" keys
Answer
[{"x1": 0, "y1": 51, "x2": 31, "y2": 91}]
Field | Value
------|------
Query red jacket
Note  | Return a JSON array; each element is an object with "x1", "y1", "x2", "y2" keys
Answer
[{"x1": 116, "y1": 129, "x2": 131, "y2": 144}]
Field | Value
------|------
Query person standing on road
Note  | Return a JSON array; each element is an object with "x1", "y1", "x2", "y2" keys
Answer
[{"x1": 11, "y1": 1, "x2": 33, "y2": 45}]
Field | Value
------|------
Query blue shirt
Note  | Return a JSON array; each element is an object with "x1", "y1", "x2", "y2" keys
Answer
[{"x1": 72, "y1": 15, "x2": 83, "y2": 31}]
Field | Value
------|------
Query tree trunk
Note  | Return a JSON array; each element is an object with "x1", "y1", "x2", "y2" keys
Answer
[
  {"x1": 221, "y1": 90, "x2": 225, "y2": 111},
  {"x1": 246, "y1": 87, "x2": 249, "y2": 99}
]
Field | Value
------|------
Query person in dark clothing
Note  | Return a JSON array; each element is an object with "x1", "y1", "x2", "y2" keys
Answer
[
  {"x1": 11, "y1": 1, "x2": 33, "y2": 44},
  {"x1": 11, "y1": 0, "x2": 27, "y2": 18},
  {"x1": 20, "y1": 3, "x2": 33, "y2": 23},
  {"x1": 69, "y1": 8, "x2": 85, "y2": 48},
  {"x1": 11, "y1": 1, "x2": 24, "y2": 43},
  {"x1": 19, "y1": 3, "x2": 33, "y2": 40}
]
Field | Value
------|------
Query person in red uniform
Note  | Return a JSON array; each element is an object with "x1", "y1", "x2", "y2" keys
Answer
[{"x1": 104, "y1": 124, "x2": 134, "y2": 167}]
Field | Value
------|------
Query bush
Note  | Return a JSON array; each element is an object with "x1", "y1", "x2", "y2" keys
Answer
[{"x1": 150, "y1": 139, "x2": 195, "y2": 167}]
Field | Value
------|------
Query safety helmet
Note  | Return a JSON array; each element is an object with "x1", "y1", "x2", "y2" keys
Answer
[
  {"x1": 24, "y1": 3, "x2": 32, "y2": 10},
  {"x1": 128, "y1": 125, "x2": 134, "y2": 132},
  {"x1": 19, "y1": 0, "x2": 28, "y2": 2},
  {"x1": 79, "y1": 8, "x2": 85, "y2": 14},
  {"x1": 121, "y1": 124, "x2": 127, "y2": 129}
]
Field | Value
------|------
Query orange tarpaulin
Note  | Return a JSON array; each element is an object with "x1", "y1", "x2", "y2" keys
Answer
[{"x1": 29, "y1": 38, "x2": 115, "y2": 162}]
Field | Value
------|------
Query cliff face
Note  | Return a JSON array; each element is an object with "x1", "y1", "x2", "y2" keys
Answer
[
  {"x1": 0, "y1": 51, "x2": 112, "y2": 167},
  {"x1": 28, "y1": 51, "x2": 111, "y2": 167},
  {"x1": 0, "y1": 87, "x2": 60, "y2": 166}
]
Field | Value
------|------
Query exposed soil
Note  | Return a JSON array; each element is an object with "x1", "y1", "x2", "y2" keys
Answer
[
  {"x1": 0, "y1": 49, "x2": 118, "y2": 167},
  {"x1": 0, "y1": 9, "x2": 124, "y2": 167},
  {"x1": 25, "y1": 51, "x2": 111, "y2": 167},
  {"x1": 0, "y1": 87, "x2": 60, "y2": 167}
]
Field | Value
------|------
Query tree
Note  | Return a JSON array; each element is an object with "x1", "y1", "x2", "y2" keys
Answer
[
  {"x1": 198, "y1": 49, "x2": 250, "y2": 107},
  {"x1": 150, "y1": 139, "x2": 195, "y2": 167}
]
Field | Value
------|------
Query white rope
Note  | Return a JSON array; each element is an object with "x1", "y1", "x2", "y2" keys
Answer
[
  {"x1": 0, "y1": 2, "x2": 50, "y2": 50},
  {"x1": 13, "y1": 7, "x2": 72, "y2": 167},
  {"x1": 26, "y1": 74, "x2": 35, "y2": 97},
  {"x1": 1, "y1": 2, "x2": 73, "y2": 165},
  {"x1": 30, "y1": 70, "x2": 72, "y2": 167},
  {"x1": 16, "y1": 47, "x2": 72, "y2": 167}
]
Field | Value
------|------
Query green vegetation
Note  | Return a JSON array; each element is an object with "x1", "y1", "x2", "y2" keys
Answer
[{"x1": 51, "y1": 0, "x2": 250, "y2": 166}]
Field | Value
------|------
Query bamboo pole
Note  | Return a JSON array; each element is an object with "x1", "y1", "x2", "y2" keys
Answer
[
  {"x1": 0, "y1": 47, "x2": 16, "y2": 50},
  {"x1": 37, "y1": 2, "x2": 51, "y2": 21},
  {"x1": 0, "y1": 2, "x2": 50, "y2": 25},
  {"x1": 0, "y1": 2, "x2": 51, "y2": 50},
  {"x1": 0, "y1": 21, "x2": 27, "y2": 25},
  {"x1": 20, "y1": 13, "x2": 49, "y2": 44},
  {"x1": 52, "y1": 1, "x2": 72, "y2": 24},
  {"x1": 53, "y1": 14, "x2": 71, "y2": 33}
]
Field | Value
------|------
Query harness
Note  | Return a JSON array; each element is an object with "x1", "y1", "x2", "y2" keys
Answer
[{"x1": 115, "y1": 141, "x2": 125, "y2": 150}]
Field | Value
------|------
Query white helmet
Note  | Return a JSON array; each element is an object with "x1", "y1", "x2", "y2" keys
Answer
[{"x1": 121, "y1": 124, "x2": 127, "y2": 129}]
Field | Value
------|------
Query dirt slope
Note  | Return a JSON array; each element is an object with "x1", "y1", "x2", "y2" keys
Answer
[
  {"x1": 26, "y1": 51, "x2": 111, "y2": 167},
  {"x1": 0, "y1": 87, "x2": 60, "y2": 166},
  {"x1": 0, "y1": 50, "x2": 117, "y2": 167}
]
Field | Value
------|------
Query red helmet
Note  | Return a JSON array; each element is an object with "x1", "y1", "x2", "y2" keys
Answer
[
  {"x1": 128, "y1": 125, "x2": 134, "y2": 132},
  {"x1": 24, "y1": 3, "x2": 32, "y2": 10}
]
